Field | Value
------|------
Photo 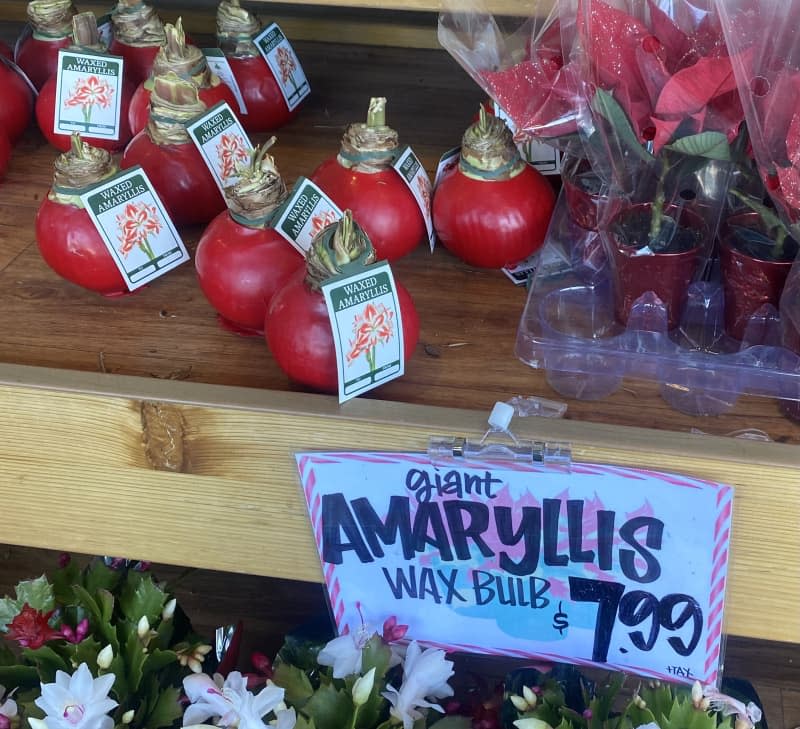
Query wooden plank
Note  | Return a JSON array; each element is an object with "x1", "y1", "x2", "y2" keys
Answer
[{"x1": 0, "y1": 364, "x2": 796, "y2": 644}]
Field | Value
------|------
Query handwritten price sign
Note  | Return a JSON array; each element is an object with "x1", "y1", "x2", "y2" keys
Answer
[{"x1": 296, "y1": 453, "x2": 733, "y2": 685}]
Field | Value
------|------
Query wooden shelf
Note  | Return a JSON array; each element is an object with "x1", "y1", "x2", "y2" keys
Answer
[{"x1": 0, "y1": 34, "x2": 796, "y2": 646}]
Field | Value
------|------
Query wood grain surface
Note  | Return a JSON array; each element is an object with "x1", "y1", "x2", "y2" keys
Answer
[{"x1": 0, "y1": 39, "x2": 798, "y2": 444}]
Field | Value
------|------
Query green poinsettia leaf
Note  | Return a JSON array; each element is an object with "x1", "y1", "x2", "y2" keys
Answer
[
  {"x1": 21, "y1": 645, "x2": 69, "y2": 682},
  {"x1": 0, "y1": 663, "x2": 40, "y2": 688},
  {"x1": 119, "y1": 574, "x2": 167, "y2": 624},
  {"x1": 145, "y1": 684, "x2": 184, "y2": 729},
  {"x1": 304, "y1": 682, "x2": 353, "y2": 729},
  {"x1": 666, "y1": 131, "x2": 731, "y2": 160},
  {"x1": 15, "y1": 577, "x2": 55, "y2": 615},
  {"x1": 591, "y1": 88, "x2": 654, "y2": 165},
  {"x1": 273, "y1": 662, "x2": 315, "y2": 707},
  {"x1": 0, "y1": 598, "x2": 20, "y2": 632},
  {"x1": 84, "y1": 561, "x2": 122, "y2": 596}
]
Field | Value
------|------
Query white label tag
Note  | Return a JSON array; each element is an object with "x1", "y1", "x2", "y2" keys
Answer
[
  {"x1": 493, "y1": 101, "x2": 563, "y2": 175},
  {"x1": 252, "y1": 23, "x2": 309, "y2": 111},
  {"x1": 434, "y1": 146, "x2": 460, "y2": 190},
  {"x1": 186, "y1": 101, "x2": 253, "y2": 194},
  {"x1": 273, "y1": 176, "x2": 343, "y2": 254},
  {"x1": 502, "y1": 251, "x2": 539, "y2": 286},
  {"x1": 392, "y1": 145, "x2": 434, "y2": 251},
  {"x1": 79, "y1": 166, "x2": 189, "y2": 290},
  {"x1": 97, "y1": 14, "x2": 113, "y2": 48},
  {"x1": 202, "y1": 48, "x2": 248, "y2": 115},
  {"x1": 53, "y1": 49, "x2": 124, "y2": 140},
  {"x1": 322, "y1": 261, "x2": 405, "y2": 403}
]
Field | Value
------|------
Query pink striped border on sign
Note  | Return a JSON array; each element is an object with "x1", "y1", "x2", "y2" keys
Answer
[{"x1": 295, "y1": 451, "x2": 734, "y2": 684}]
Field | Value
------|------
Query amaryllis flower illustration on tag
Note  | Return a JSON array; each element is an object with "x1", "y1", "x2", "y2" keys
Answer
[
  {"x1": 63, "y1": 74, "x2": 115, "y2": 123},
  {"x1": 346, "y1": 301, "x2": 395, "y2": 373},
  {"x1": 416, "y1": 175, "x2": 432, "y2": 215},
  {"x1": 116, "y1": 201, "x2": 162, "y2": 261},
  {"x1": 253, "y1": 23, "x2": 310, "y2": 111},
  {"x1": 216, "y1": 132, "x2": 250, "y2": 181},
  {"x1": 309, "y1": 209, "x2": 340, "y2": 238}
]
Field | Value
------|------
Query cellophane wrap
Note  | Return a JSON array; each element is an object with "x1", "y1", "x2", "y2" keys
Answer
[
  {"x1": 437, "y1": 0, "x2": 582, "y2": 145},
  {"x1": 715, "y1": 0, "x2": 800, "y2": 353}
]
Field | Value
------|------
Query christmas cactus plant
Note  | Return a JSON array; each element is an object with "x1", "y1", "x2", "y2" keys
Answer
[{"x1": 0, "y1": 555, "x2": 212, "y2": 729}]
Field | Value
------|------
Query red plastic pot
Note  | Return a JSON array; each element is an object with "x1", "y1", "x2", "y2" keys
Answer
[
  {"x1": 607, "y1": 203, "x2": 707, "y2": 329},
  {"x1": 562, "y1": 158, "x2": 617, "y2": 231},
  {"x1": 719, "y1": 212, "x2": 796, "y2": 341}
]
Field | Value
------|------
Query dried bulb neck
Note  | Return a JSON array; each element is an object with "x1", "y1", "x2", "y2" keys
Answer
[
  {"x1": 337, "y1": 97, "x2": 398, "y2": 172},
  {"x1": 27, "y1": 0, "x2": 75, "y2": 38},
  {"x1": 146, "y1": 73, "x2": 207, "y2": 145},
  {"x1": 305, "y1": 211, "x2": 375, "y2": 290},
  {"x1": 51, "y1": 136, "x2": 117, "y2": 204},
  {"x1": 460, "y1": 107, "x2": 524, "y2": 180},
  {"x1": 111, "y1": 0, "x2": 165, "y2": 46},
  {"x1": 216, "y1": 0, "x2": 260, "y2": 56}
]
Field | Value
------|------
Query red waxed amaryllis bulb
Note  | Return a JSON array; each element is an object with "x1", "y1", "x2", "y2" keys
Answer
[
  {"x1": 121, "y1": 72, "x2": 225, "y2": 226},
  {"x1": 128, "y1": 18, "x2": 238, "y2": 137},
  {"x1": 35, "y1": 133, "x2": 129, "y2": 295},
  {"x1": 108, "y1": 0, "x2": 165, "y2": 86},
  {"x1": 36, "y1": 12, "x2": 136, "y2": 152},
  {"x1": 265, "y1": 210, "x2": 419, "y2": 394},
  {"x1": 196, "y1": 138, "x2": 304, "y2": 335},
  {"x1": 310, "y1": 97, "x2": 425, "y2": 261},
  {"x1": 15, "y1": 0, "x2": 75, "y2": 90},
  {"x1": 433, "y1": 106, "x2": 556, "y2": 268},
  {"x1": 215, "y1": 0, "x2": 300, "y2": 133},
  {"x1": 0, "y1": 57, "x2": 35, "y2": 143}
]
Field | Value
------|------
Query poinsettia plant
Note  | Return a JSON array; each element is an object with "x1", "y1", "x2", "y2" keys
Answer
[
  {"x1": 577, "y1": 0, "x2": 744, "y2": 250},
  {"x1": 0, "y1": 555, "x2": 212, "y2": 729}
]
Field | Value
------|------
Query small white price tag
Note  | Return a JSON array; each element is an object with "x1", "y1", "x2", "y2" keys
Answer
[
  {"x1": 502, "y1": 252, "x2": 538, "y2": 286},
  {"x1": 272, "y1": 176, "x2": 343, "y2": 254},
  {"x1": 97, "y1": 13, "x2": 113, "y2": 48},
  {"x1": 53, "y1": 49, "x2": 125, "y2": 140},
  {"x1": 253, "y1": 23, "x2": 309, "y2": 111},
  {"x1": 433, "y1": 146, "x2": 460, "y2": 190},
  {"x1": 186, "y1": 101, "x2": 253, "y2": 194},
  {"x1": 493, "y1": 101, "x2": 563, "y2": 175},
  {"x1": 321, "y1": 261, "x2": 405, "y2": 403},
  {"x1": 392, "y1": 145, "x2": 434, "y2": 251},
  {"x1": 79, "y1": 166, "x2": 189, "y2": 290},
  {"x1": 202, "y1": 48, "x2": 248, "y2": 115}
]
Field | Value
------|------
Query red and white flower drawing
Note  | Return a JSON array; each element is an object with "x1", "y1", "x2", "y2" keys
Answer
[
  {"x1": 309, "y1": 209, "x2": 339, "y2": 238},
  {"x1": 276, "y1": 46, "x2": 297, "y2": 86},
  {"x1": 346, "y1": 302, "x2": 395, "y2": 373},
  {"x1": 416, "y1": 175, "x2": 432, "y2": 214},
  {"x1": 63, "y1": 75, "x2": 115, "y2": 123},
  {"x1": 116, "y1": 201, "x2": 162, "y2": 261},
  {"x1": 216, "y1": 133, "x2": 250, "y2": 181}
]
